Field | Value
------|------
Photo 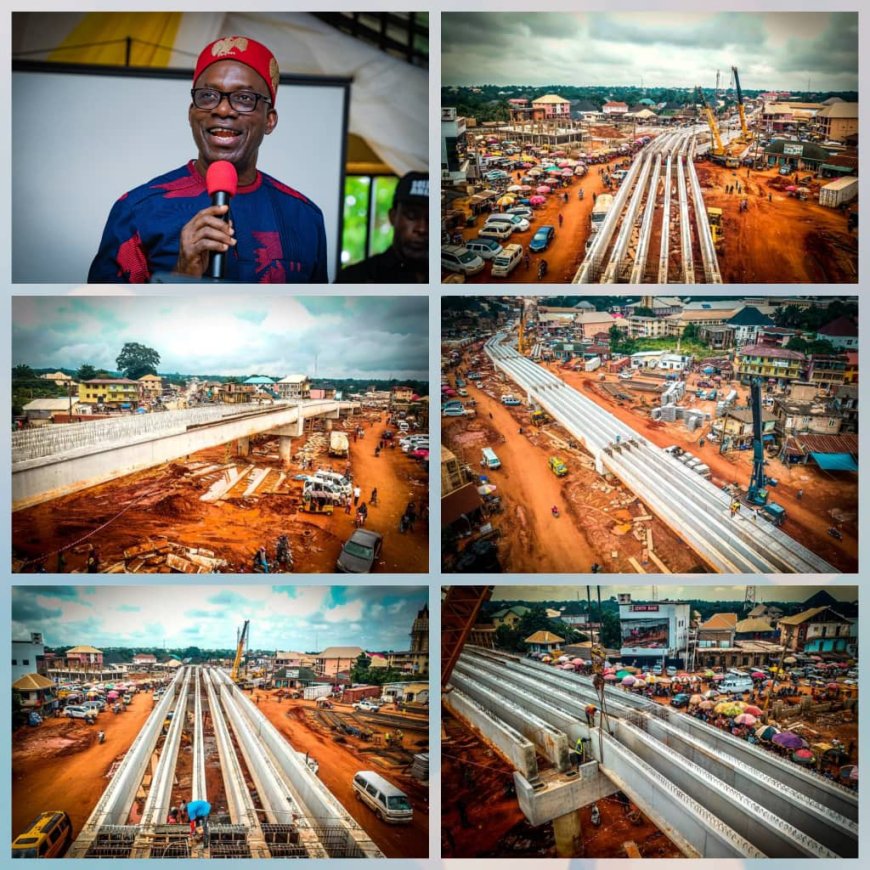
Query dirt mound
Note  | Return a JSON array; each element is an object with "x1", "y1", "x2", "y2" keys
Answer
[
  {"x1": 13, "y1": 723, "x2": 93, "y2": 763},
  {"x1": 152, "y1": 493, "x2": 204, "y2": 519}
]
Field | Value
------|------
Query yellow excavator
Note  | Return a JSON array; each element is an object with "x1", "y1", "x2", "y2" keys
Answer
[
  {"x1": 697, "y1": 86, "x2": 740, "y2": 168},
  {"x1": 231, "y1": 620, "x2": 250, "y2": 684}
]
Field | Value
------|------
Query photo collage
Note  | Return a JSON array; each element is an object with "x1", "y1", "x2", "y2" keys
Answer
[{"x1": 4, "y1": 6, "x2": 864, "y2": 866}]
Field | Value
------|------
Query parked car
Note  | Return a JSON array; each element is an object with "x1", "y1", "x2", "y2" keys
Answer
[
  {"x1": 491, "y1": 243, "x2": 524, "y2": 278},
  {"x1": 477, "y1": 223, "x2": 513, "y2": 241},
  {"x1": 506, "y1": 206, "x2": 534, "y2": 220},
  {"x1": 529, "y1": 225, "x2": 555, "y2": 252},
  {"x1": 500, "y1": 395, "x2": 521, "y2": 406},
  {"x1": 81, "y1": 700, "x2": 105, "y2": 713},
  {"x1": 353, "y1": 700, "x2": 382, "y2": 713},
  {"x1": 352, "y1": 771, "x2": 413, "y2": 824},
  {"x1": 11, "y1": 811, "x2": 73, "y2": 859},
  {"x1": 463, "y1": 237, "x2": 503, "y2": 260},
  {"x1": 441, "y1": 245, "x2": 484, "y2": 276},
  {"x1": 63, "y1": 705, "x2": 97, "y2": 722},
  {"x1": 485, "y1": 213, "x2": 530, "y2": 233},
  {"x1": 548, "y1": 456, "x2": 568, "y2": 477},
  {"x1": 336, "y1": 529, "x2": 384, "y2": 573},
  {"x1": 670, "y1": 693, "x2": 691, "y2": 708}
]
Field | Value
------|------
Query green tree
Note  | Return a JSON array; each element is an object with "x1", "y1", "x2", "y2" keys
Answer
[
  {"x1": 633, "y1": 306, "x2": 655, "y2": 318},
  {"x1": 116, "y1": 342, "x2": 160, "y2": 380},
  {"x1": 785, "y1": 336, "x2": 836, "y2": 355},
  {"x1": 77, "y1": 363, "x2": 98, "y2": 381},
  {"x1": 12, "y1": 364, "x2": 35, "y2": 380},
  {"x1": 682, "y1": 323, "x2": 700, "y2": 342},
  {"x1": 599, "y1": 610, "x2": 622, "y2": 649},
  {"x1": 351, "y1": 652, "x2": 372, "y2": 683}
]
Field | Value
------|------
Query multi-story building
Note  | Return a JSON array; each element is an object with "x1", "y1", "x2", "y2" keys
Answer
[
  {"x1": 697, "y1": 613, "x2": 737, "y2": 648},
  {"x1": 39, "y1": 371, "x2": 75, "y2": 386},
  {"x1": 531, "y1": 94, "x2": 571, "y2": 119},
  {"x1": 804, "y1": 354, "x2": 847, "y2": 390},
  {"x1": 441, "y1": 448, "x2": 473, "y2": 496},
  {"x1": 441, "y1": 107, "x2": 468, "y2": 184},
  {"x1": 773, "y1": 399, "x2": 844, "y2": 437},
  {"x1": 625, "y1": 315, "x2": 672, "y2": 339},
  {"x1": 217, "y1": 382, "x2": 257, "y2": 404},
  {"x1": 138, "y1": 373, "x2": 163, "y2": 402},
  {"x1": 315, "y1": 646, "x2": 364, "y2": 678},
  {"x1": 712, "y1": 407, "x2": 777, "y2": 448},
  {"x1": 602, "y1": 101, "x2": 628, "y2": 115},
  {"x1": 490, "y1": 606, "x2": 530, "y2": 629},
  {"x1": 817, "y1": 315, "x2": 858, "y2": 350},
  {"x1": 618, "y1": 598, "x2": 690, "y2": 667},
  {"x1": 813, "y1": 102, "x2": 859, "y2": 142},
  {"x1": 275, "y1": 374, "x2": 310, "y2": 400},
  {"x1": 736, "y1": 345, "x2": 805, "y2": 386},
  {"x1": 778, "y1": 606, "x2": 855, "y2": 654},
  {"x1": 726, "y1": 306, "x2": 774, "y2": 346},
  {"x1": 11, "y1": 632, "x2": 45, "y2": 683},
  {"x1": 78, "y1": 378, "x2": 141, "y2": 407}
]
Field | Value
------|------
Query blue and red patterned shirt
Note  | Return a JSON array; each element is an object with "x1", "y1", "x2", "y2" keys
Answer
[{"x1": 88, "y1": 161, "x2": 328, "y2": 283}]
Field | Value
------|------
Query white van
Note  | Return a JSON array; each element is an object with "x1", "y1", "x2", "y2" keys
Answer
[
  {"x1": 311, "y1": 470, "x2": 352, "y2": 496},
  {"x1": 352, "y1": 771, "x2": 413, "y2": 824},
  {"x1": 481, "y1": 447, "x2": 501, "y2": 470},
  {"x1": 719, "y1": 675, "x2": 753, "y2": 695}
]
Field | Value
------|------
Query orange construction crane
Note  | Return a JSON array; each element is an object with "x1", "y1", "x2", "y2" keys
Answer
[{"x1": 441, "y1": 586, "x2": 494, "y2": 688}]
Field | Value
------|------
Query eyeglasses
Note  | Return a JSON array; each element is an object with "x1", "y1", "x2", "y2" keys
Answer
[{"x1": 191, "y1": 88, "x2": 272, "y2": 113}]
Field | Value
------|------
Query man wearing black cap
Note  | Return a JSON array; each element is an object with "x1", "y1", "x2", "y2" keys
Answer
[{"x1": 337, "y1": 171, "x2": 428, "y2": 283}]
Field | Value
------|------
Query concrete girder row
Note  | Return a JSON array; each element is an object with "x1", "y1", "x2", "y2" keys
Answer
[
  {"x1": 617, "y1": 719, "x2": 836, "y2": 858},
  {"x1": 687, "y1": 152, "x2": 723, "y2": 283},
  {"x1": 443, "y1": 687, "x2": 539, "y2": 782},
  {"x1": 66, "y1": 670, "x2": 185, "y2": 858},
  {"x1": 192, "y1": 667, "x2": 207, "y2": 803},
  {"x1": 210, "y1": 669, "x2": 383, "y2": 858},
  {"x1": 658, "y1": 154, "x2": 673, "y2": 283},
  {"x1": 450, "y1": 669, "x2": 571, "y2": 772},
  {"x1": 630, "y1": 153, "x2": 663, "y2": 284},
  {"x1": 485, "y1": 335, "x2": 838, "y2": 574},
  {"x1": 676, "y1": 156, "x2": 695, "y2": 283},
  {"x1": 508, "y1": 651, "x2": 858, "y2": 823},
  {"x1": 638, "y1": 713, "x2": 858, "y2": 855},
  {"x1": 460, "y1": 648, "x2": 857, "y2": 857}
]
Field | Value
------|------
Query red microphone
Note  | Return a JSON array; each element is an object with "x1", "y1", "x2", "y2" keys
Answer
[{"x1": 206, "y1": 161, "x2": 238, "y2": 279}]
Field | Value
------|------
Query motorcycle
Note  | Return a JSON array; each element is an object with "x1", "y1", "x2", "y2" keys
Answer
[
  {"x1": 537, "y1": 260, "x2": 549, "y2": 281},
  {"x1": 551, "y1": 505, "x2": 560, "y2": 518},
  {"x1": 827, "y1": 527, "x2": 843, "y2": 540}
]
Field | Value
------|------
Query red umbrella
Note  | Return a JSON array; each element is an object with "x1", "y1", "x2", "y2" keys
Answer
[
  {"x1": 536, "y1": 185, "x2": 552, "y2": 194},
  {"x1": 744, "y1": 705, "x2": 763, "y2": 716},
  {"x1": 826, "y1": 682, "x2": 841, "y2": 690}
]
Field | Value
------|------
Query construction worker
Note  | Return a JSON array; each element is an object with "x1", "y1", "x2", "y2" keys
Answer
[
  {"x1": 585, "y1": 703, "x2": 597, "y2": 727},
  {"x1": 187, "y1": 800, "x2": 212, "y2": 844}
]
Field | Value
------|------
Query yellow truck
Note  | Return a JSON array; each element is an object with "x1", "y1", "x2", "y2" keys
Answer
[{"x1": 548, "y1": 457, "x2": 568, "y2": 477}]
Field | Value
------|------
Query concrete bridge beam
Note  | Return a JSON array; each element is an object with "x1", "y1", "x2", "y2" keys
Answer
[
  {"x1": 515, "y1": 762, "x2": 618, "y2": 827},
  {"x1": 444, "y1": 688, "x2": 539, "y2": 783}
]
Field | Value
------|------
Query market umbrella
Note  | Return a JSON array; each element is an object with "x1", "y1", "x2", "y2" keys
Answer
[
  {"x1": 699, "y1": 700, "x2": 715, "y2": 710},
  {"x1": 545, "y1": 166, "x2": 561, "y2": 174},
  {"x1": 507, "y1": 185, "x2": 524, "y2": 192},
  {"x1": 744, "y1": 705, "x2": 763, "y2": 716},
  {"x1": 527, "y1": 168, "x2": 543, "y2": 176},
  {"x1": 703, "y1": 670, "x2": 715, "y2": 678},
  {"x1": 633, "y1": 678, "x2": 647, "y2": 687},
  {"x1": 783, "y1": 656, "x2": 797, "y2": 664},
  {"x1": 623, "y1": 666, "x2": 640, "y2": 674},
  {"x1": 657, "y1": 677, "x2": 671, "y2": 685},
  {"x1": 772, "y1": 732, "x2": 806, "y2": 750},
  {"x1": 751, "y1": 671, "x2": 766, "y2": 679},
  {"x1": 715, "y1": 702, "x2": 745, "y2": 717},
  {"x1": 107, "y1": 691, "x2": 119, "y2": 700},
  {"x1": 839, "y1": 765, "x2": 858, "y2": 781},
  {"x1": 689, "y1": 694, "x2": 703, "y2": 705},
  {"x1": 529, "y1": 195, "x2": 546, "y2": 205},
  {"x1": 616, "y1": 670, "x2": 631, "y2": 679},
  {"x1": 735, "y1": 713, "x2": 757, "y2": 726},
  {"x1": 792, "y1": 749, "x2": 815, "y2": 764},
  {"x1": 497, "y1": 195, "x2": 516, "y2": 207},
  {"x1": 646, "y1": 675, "x2": 656, "y2": 684},
  {"x1": 703, "y1": 689, "x2": 719, "y2": 699},
  {"x1": 542, "y1": 656, "x2": 552, "y2": 663},
  {"x1": 557, "y1": 656, "x2": 570, "y2": 663},
  {"x1": 826, "y1": 682, "x2": 841, "y2": 690},
  {"x1": 809, "y1": 655, "x2": 823, "y2": 661},
  {"x1": 622, "y1": 675, "x2": 636, "y2": 685},
  {"x1": 604, "y1": 673, "x2": 617, "y2": 681},
  {"x1": 756, "y1": 725, "x2": 779, "y2": 741},
  {"x1": 536, "y1": 185, "x2": 551, "y2": 194},
  {"x1": 572, "y1": 658, "x2": 585, "y2": 666},
  {"x1": 477, "y1": 484, "x2": 497, "y2": 496},
  {"x1": 703, "y1": 366, "x2": 715, "y2": 374},
  {"x1": 519, "y1": 185, "x2": 532, "y2": 192},
  {"x1": 785, "y1": 185, "x2": 798, "y2": 192}
]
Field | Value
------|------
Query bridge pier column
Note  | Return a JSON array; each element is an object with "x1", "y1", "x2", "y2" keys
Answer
[
  {"x1": 237, "y1": 437, "x2": 250, "y2": 457},
  {"x1": 279, "y1": 436, "x2": 293, "y2": 469},
  {"x1": 325, "y1": 418, "x2": 333, "y2": 431},
  {"x1": 553, "y1": 809, "x2": 583, "y2": 858}
]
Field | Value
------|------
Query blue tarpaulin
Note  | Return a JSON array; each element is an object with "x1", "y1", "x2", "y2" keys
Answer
[
  {"x1": 762, "y1": 434, "x2": 775, "y2": 442},
  {"x1": 811, "y1": 452, "x2": 858, "y2": 472}
]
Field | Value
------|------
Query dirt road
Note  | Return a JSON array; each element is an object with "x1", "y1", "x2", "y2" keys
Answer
[
  {"x1": 12, "y1": 696, "x2": 153, "y2": 846},
  {"x1": 255, "y1": 693, "x2": 428, "y2": 857},
  {"x1": 12, "y1": 413, "x2": 428, "y2": 574}
]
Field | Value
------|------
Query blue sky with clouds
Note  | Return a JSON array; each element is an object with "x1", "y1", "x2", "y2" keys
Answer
[
  {"x1": 12, "y1": 585, "x2": 428, "y2": 652},
  {"x1": 443, "y1": 12, "x2": 857, "y2": 91},
  {"x1": 12, "y1": 296, "x2": 428, "y2": 379}
]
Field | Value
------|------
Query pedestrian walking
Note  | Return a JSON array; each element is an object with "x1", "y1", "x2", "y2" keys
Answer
[
  {"x1": 344, "y1": 496, "x2": 352, "y2": 515},
  {"x1": 796, "y1": 488, "x2": 803, "y2": 501},
  {"x1": 768, "y1": 193, "x2": 772, "y2": 203},
  {"x1": 353, "y1": 486, "x2": 361, "y2": 506},
  {"x1": 370, "y1": 488, "x2": 378, "y2": 505},
  {"x1": 558, "y1": 213, "x2": 563, "y2": 228}
]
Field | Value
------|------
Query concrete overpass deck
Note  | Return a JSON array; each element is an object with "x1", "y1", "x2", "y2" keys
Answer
[
  {"x1": 445, "y1": 648, "x2": 857, "y2": 858},
  {"x1": 13, "y1": 400, "x2": 356, "y2": 511}
]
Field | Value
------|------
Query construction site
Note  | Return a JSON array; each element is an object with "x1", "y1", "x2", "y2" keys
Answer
[
  {"x1": 441, "y1": 585, "x2": 859, "y2": 859},
  {"x1": 12, "y1": 406, "x2": 428, "y2": 574},
  {"x1": 441, "y1": 296, "x2": 857, "y2": 574},
  {"x1": 12, "y1": 591, "x2": 430, "y2": 858},
  {"x1": 443, "y1": 18, "x2": 858, "y2": 285}
]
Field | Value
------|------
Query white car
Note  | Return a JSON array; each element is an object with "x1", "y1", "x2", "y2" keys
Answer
[
  {"x1": 491, "y1": 243, "x2": 524, "y2": 278},
  {"x1": 485, "y1": 214, "x2": 530, "y2": 233},
  {"x1": 506, "y1": 206, "x2": 533, "y2": 220},
  {"x1": 353, "y1": 700, "x2": 382, "y2": 713},
  {"x1": 441, "y1": 245, "x2": 484, "y2": 276},
  {"x1": 464, "y1": 238, "x2": 503, "y2": 260}
]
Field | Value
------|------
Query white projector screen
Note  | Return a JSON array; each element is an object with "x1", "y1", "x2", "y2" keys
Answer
[{"x1": 13, "y1": 65, "x2": 349, "y2": 283}]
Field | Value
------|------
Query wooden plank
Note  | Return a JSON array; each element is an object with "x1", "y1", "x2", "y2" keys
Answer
[
  {"x1": 648, "y1": 552, "x2": 672, "y2": 574},
  {"x1": 622, "y1": 841, "x2": 642, "y2": 858},
  {"x1": 627, "y1": 556, "x2": 647, "y2": 574}
]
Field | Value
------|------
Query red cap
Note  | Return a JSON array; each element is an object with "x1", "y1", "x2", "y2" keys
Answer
[
  {"x1": 206, "y1": 161, "x2": 238, "y2": 197},
  {"x1": 194, "y1": 36, "x2": 279, "y2": 105}
]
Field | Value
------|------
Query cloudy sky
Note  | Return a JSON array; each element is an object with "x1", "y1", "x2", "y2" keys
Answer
[
  {"x1": 12, "y1": 585, "x2": 428, "y2": 651},
  {"x1": 12, "y1": 296, "x2": 428, "y2": 379},
  {"x1": 493, "y1": 585, "x2": 857, "y2": 603},
  {"x1": 442, "y1": 12, "x2": 858, "y2": 91}
]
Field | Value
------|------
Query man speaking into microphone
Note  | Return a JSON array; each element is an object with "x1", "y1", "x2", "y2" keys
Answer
[{"x1": 88, "y1": 36, "x2": 328, "y2": 283}]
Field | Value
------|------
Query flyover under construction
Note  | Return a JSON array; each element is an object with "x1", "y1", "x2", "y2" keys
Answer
[
  {"x1": 446, "y1": 647, "x2": 858, "y2": 859},
  {"x1": 67, "y1": 667, "x2": 382, "y2": 859},
  {"x1": 485, "y1": 333, "x2": 837, "y2": 574}
]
